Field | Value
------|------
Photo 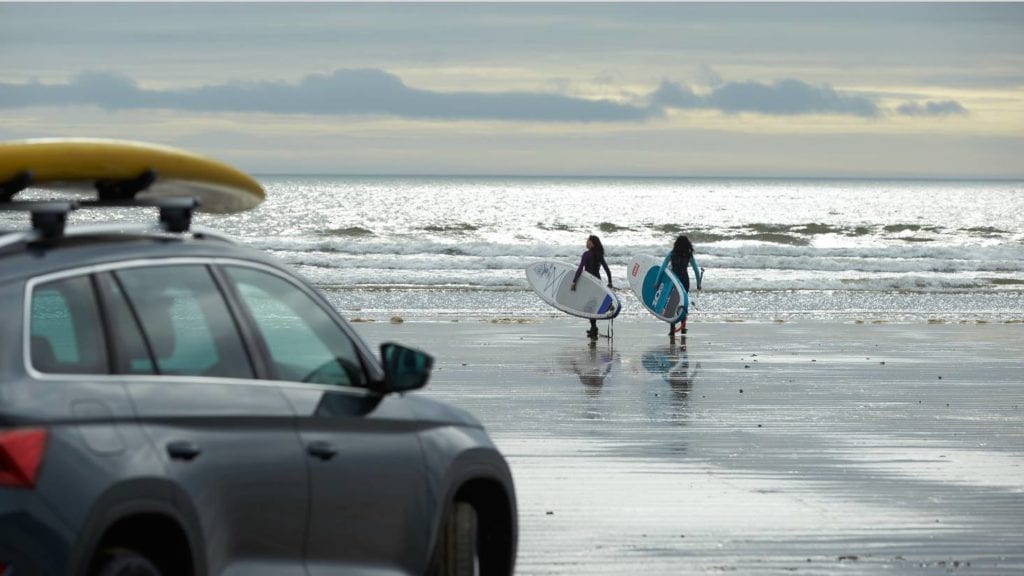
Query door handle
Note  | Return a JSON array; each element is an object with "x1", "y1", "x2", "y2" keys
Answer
[
  {"x1": 166, "y1": 440, "x2": 202, "y2": 461},
  {"x1": 307, "y1": 441, "x2": 338, "y2": 461}
]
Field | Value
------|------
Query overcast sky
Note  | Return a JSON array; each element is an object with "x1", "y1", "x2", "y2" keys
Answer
[{"x1": 2, "y1": 2, "x2": 1022, "y2": 178}]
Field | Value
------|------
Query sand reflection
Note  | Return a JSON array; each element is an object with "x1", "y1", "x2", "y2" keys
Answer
[
  {"x1": 641, "y1": 337, "x2": 701, "y2": 407},
  {"x1": 559, "y1": 340, "x2": 621, "y2": 396}
]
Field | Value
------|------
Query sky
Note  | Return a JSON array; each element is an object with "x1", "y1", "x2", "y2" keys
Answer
[{"x1": 1, "y1": 2, "x2": 1023, "y2": 179}]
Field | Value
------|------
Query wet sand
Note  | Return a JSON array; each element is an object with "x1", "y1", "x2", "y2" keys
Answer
[{"x1": 352, "y1": 318, "x2": 1024, "y2": 575}]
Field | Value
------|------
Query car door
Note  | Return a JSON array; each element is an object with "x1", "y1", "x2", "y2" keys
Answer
[
  {"x1": 102, "y1": 264, "x2": 309, "y2": 576},
  {"x1": 221, "y1": 264, "x2": 434, "y2": 575}
]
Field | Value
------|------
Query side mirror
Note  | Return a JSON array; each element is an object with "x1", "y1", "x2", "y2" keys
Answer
[{"x1": 379, "y1": 343, "x2": 434, "y2": 393}]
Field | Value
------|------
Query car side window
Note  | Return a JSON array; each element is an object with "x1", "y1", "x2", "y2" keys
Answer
[
  {"x1": 114, "y1": 266, "x2": 254, "y2": 379},
  {"x1": 29, "y1": 275, "x2": 108, "y2": 374},
  {"x1": 224, "y1": 266, "x2": 366, "y2": 387}
]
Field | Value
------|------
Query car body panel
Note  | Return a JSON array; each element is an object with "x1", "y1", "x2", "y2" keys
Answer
[
  {"x1": 0, "y1": 224, "x2": 516, "y2": 575},
  {"x1": 127, "y1": 379, "x2": 309, "y2": 575}
]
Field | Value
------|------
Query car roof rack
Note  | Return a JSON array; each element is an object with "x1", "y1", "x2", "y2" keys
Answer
[
  {"x1": 1, "y1": 168, "x2": 197, "y2": 233},
  {"x1": 0, "y1": 196, "x2": 199, "y2": 241},
  {"x1": 0, "y1": 170, "x2": 248, "y2": 253}
]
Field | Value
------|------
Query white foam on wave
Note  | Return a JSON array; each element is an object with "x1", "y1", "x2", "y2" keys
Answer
[{"x1": 217, "y1": 176, "x2": 1024, "y2": 313}]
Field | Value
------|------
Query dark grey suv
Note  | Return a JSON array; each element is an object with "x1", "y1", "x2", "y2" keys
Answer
[{"x1": 0, "y1": 201, "x2": 517, "y2": 575}]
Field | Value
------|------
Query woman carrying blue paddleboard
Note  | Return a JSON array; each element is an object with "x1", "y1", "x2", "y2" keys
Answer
[
  {"x1": 669, "y1": 235, "x2": 703, "y2": 335},
  {"x1": 571, "y1": 234, "x2": 613, "y2": 339}
]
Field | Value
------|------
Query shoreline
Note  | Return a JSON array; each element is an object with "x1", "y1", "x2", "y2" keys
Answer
[
  {"x1": 326, "y1": 287, "x2": 1024, "y2": 326},
  {"x1": 348, "y1": 314, "x2": 1024, "y2": 326}
]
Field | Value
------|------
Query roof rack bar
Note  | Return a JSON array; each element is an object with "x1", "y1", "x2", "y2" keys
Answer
[
  {"x1": 0, "y1": 200, "x2": 79, "y2": 212},
  {"x1": 77, "y1": 196, "x2": 199, "y2": 233},
  {"x1": 0, "y1": 170, "x2": 33, "y2": 202}
]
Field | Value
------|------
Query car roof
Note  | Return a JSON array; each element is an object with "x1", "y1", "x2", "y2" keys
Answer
[{"x1": 4, "y1": 229, "x2": 281, "y2": 282}]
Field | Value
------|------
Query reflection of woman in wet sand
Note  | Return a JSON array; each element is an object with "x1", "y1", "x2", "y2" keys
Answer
[
  {"x1": 642, "y1": 340, "x2": 700, "y2": 399},
  {"x1": 564, "y1": 341, "x2": 620, "y2": 395}
]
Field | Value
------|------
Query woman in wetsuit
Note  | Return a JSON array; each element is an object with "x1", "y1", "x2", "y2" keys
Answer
[
  {"x1": 571, "y1": 234, "x2": 613, "y2": 339},
  {"x1": 669, "y1": 235, "x2": 702, "y2": 335}
]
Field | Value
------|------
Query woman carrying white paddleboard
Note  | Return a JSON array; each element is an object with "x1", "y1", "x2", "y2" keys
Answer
[
  {"x1": 571, "y1": 234, "x2": 613, "y2": 339},
  {"x1": 669, "y1": 235, "x2": 703, "y2": 335}
]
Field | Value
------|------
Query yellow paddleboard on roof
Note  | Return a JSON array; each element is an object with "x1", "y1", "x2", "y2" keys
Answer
[{"x1": 0, "y1": 138, "x2": 264, "y2": 214}]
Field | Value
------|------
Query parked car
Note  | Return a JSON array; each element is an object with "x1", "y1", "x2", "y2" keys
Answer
[{"x1": 0, "y1": 141, "x2": 516, "y2": 576}]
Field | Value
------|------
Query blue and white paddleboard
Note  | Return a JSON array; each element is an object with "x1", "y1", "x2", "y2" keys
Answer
[
  {"x1": 627, "y1": 254, "x2": 688, "y2": 323},
  {"x1": 525, "y1": 260, "x2": 620, "y2": 320}
]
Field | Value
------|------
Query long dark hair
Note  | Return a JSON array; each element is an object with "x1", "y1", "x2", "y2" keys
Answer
[
  {"x1": 673, "y1": 235, "x2": 693, "y2": 259},
  {"x1": 588, "y1": 234, "x2": 605, "y2": 260}
]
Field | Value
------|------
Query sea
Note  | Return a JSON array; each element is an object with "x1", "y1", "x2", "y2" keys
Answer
[
  {"x1": 203, "y1": 176, "x2": 1024, "y2": 323},
  {"x1": 15, "y1": 176, "x2": 1024, "y2": 323}
]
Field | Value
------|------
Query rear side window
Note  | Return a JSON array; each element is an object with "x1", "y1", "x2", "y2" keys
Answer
[
  {"x1": 115, "y1": 266, "x2": 254, "y2": 379},
  {"x1": 225, "y1": 266, "x2": 366, "y2": 387},
  {"x1": 30, "y1": 276, "x2": 108, "y2": 374}
]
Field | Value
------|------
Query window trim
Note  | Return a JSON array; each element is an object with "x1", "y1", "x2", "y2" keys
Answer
[{"x1": 22, "y1": 257, "x2": 383, "y2": 386}]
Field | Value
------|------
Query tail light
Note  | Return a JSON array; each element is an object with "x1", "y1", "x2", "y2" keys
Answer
[{"x1": 0, "y1": 428, "x2": 48, "y2": 488}]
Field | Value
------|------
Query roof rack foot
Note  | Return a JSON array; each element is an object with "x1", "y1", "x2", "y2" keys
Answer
[
  {"x1": 30, "y1": 202, "x2": 78, "y2": 239},
  {"x1": 158, "y1": 198, "x2": 198, "y2": 233}
]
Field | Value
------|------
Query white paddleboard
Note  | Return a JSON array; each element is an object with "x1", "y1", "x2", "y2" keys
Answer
[
  {"x1": 525, "y1": 260, "x2": 620, "y2": 320},
  {"x1": 627, "y1": 254, "x2": 688, "y2": 323}
]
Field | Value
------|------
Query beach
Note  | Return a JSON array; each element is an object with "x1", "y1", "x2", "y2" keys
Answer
[{"x1": 353, "y1": 317, "x2": 1024, "y2": 575}]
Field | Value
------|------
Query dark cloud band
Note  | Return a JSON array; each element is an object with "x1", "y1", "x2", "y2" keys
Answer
[{"x1": 0, "y1": 69, "x2": 965, "y2": 122}]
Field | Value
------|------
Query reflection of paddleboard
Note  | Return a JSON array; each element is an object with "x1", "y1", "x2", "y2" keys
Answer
[
  {"x1": 526, "y1": 260, "x2": 620, "y2": 319},
  {"x1": 558, "y1": 344, "x2": 621, "y2": 388},
  {"x1": 0, "y1": 138, "x2": 264, "y2": 213},
  {"x1": 641, "y1": 347, "x2": 688, "y2": 377},
  {"x1": 627, "y1": 254, "x2": 688, "y2": 323}
]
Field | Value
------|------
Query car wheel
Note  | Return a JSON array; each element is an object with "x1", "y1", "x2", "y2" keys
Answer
[
  {"x1": 93, "y1": 549, "x2": 162, "y2": 576},
  {"x1": 434, "y1": 501, "x2": 479, "y2": 576}
]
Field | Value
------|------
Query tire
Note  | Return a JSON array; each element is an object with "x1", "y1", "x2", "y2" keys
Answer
[
  {"x1": 434, "y1": 501, "x2": 479, "y2": 576},
  {"x1": 93, "y1": 549, "x2": 162, "y2": 576}
]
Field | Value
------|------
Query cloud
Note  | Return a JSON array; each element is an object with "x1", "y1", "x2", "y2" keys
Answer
[
  {"x1": 0, "y1": 69, "x2": 965, "y2": 123},
  {"x1": 895, "y1": 100, "x2": 968, "y2": 117},
  {"x1": 705, "y1": 79, "x2": 881, "y2": 117},
  {"x1": 0, "y1": 72, "x2": 158, "y2": 110},
  {"x1": 650, "y1": 81, "x2": 702, "y2": 108},
  {"x1": 0, "y1": 69, "x2": 652, "y2": 123},
  {"x1": 651, "y1": 78, "x2": 883, "y2": 118}
]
